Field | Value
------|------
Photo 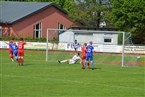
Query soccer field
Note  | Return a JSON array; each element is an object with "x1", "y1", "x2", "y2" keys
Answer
[{"x1": 0, "y1": 50, "x2": 145, "y2": 97}]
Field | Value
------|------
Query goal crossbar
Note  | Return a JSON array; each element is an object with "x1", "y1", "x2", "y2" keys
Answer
[{"x1": 46, "y1": 28, "x2": 124, "y2": 34}]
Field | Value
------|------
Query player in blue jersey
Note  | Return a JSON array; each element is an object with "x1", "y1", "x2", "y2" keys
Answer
[
  {"x1": 9, "y1": 43, "x2": 18, "y2": 61},
  {"x1": 4, "y1": 41, "x2": 18, "y2": 61},
  {"x1": 84, "y1": 41, "x2": 95, "y2": 70}
]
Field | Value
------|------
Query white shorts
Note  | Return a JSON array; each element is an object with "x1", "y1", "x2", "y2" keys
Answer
[{"x1": 68, "y1": 59, "x2": 75, "y2": 64}]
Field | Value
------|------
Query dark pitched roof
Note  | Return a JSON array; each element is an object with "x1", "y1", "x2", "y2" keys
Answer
[{"x1": 0, "y1": 1, "x2": 67, "y2": 24}]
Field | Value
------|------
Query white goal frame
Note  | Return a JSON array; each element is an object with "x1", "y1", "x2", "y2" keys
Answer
[{"x1": 46, "y1": 28, "x2": 125, "y2": 67}]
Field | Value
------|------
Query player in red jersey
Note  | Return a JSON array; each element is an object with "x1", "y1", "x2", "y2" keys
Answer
[
  {"x1": 17, "y1": 38, "x2": 26, "y2": 66},
  {"x1": 81, "y1": 43, "x2": 90, "y2": 69},
  {"x1": 9, "y1": 38, "x2": 16, "y2": 62}
]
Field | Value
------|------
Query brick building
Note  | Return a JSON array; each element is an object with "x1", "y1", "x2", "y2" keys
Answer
[{"x1": 0, "y1": 1, "x2": 78, "y2": 39}]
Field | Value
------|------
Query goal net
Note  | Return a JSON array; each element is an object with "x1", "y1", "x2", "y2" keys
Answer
[{"x1": 46, "y1": 28, "x2": 141, "y2": 67}]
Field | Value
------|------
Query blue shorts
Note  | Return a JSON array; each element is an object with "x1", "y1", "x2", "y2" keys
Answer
[
  {"x1": 86, "y1": 55, "x2": 93, "y2": 61},
  {"x1": 13, "y1": 50, "x2": 18, "y2": 57},
  {"x1": 74, "y1": 48, "x2": 78, "y2": 51}
]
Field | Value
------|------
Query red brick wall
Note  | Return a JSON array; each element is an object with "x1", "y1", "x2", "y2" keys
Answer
[
  {"x1": 1, "y1": 24, "x2": 9, "y2": 37},
  {"x1": 4, "y1": 6, "x2": 75, "y2": 39}
]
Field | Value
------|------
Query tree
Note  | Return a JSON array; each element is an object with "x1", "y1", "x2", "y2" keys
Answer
[
  {"x1": 69, "y1": 0, "x2": 112, "y2": 28},
  {"x1": 46, "y1": 0, "x2": 75, "y2": 13},
  {"x1": 111, "y1": 0, "x2": 145, "y2": 44}
]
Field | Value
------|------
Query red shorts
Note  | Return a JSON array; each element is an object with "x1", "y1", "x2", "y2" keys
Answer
[
  {"x1": 18, "y1": 51, "x2": 24, "y2": 57},
  {"x1": 82, "y1": 56, "x2": 86, "y2": 60}
]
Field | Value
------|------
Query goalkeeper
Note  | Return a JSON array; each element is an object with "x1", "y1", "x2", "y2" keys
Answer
[{"x1": 57, "y1": 52, "x2": 81, "y2": 64}]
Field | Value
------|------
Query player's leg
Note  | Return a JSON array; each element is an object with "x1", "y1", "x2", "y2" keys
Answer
[
  {"x1": 9, "y1": 50, "x2": 14, "y2": 62},
  {"x1": 21, "y1": 52, "x2": 24, "y2": 65},
  {"x1": 90, "y1": 56, "x2": 94, "y2": 70},
  {"x1": 68, "y1": 60, "x2": 75, "y2": 64},
  {"x1": 74, "y1": 48, "x2": 77, "y2": 51},
  {"x1": 74, "y1": 48, "x2": 76, "y2": 53},
  {"x1": 21, "y1": 56, "x2": 24, "y2": 65},
  {"x1": 87, "y1": 60, "x2": 90, "y2": 69},
  {"x1": 82, "y1": 56, "x2": 90, "y2": 69},
  {"x1": 58, "y1": 59, "x2": 68, "y2": 63},
  {"x1": 18, "y1": 56, "x2": 21, "y2": 66},
  {"x1": 84, "y1": 56, "x2": 89, "y2": 69},
  {"x1": 81, "y1": 56, "x2": 85, "y2": 69},
  {"x1": 14, "y1": 53, "x2": 18, "y2": 61},
  {"x1": 14, "y1": 50, "x2": 18, "y2": 61},
  {"x1": 84, "y1": 60, "x2": 89, "y2": 69},
  {"x1": 18, "y1": 52, "x2": 21, "y2": 66}
]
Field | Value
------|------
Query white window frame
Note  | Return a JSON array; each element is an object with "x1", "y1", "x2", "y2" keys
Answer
[
  {"x1": 34, "y1": 23, "x2": 42, "y2": 38},
  {"x1": 103, "y1": 33, "x2": 113, "y2": 44},
  {"x1": 58, "y1": 23, "x2": 66, "y2": 29}
]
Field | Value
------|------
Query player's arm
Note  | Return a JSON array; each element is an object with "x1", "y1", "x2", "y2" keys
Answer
[
  {"x1": 93, "y1": 50, "x2": 95, "y2": 56},
  {"x1": 15, "y1": 44, "x2": 18, "y2": 49},
  {"x1": 23, "y1": 41, "x2": 27, "y2": 45},
  {"x1": 79, "y1": 59, "x2": 82, "y2": 64},
  {"x1": 79, "y1": 57, "x2": 82, "y2": 64},
  {"x1": 92, "y1": 47, "x2": 95, "y2": 56}
]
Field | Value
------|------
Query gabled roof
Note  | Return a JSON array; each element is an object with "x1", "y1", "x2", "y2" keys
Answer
[{"x1": 0, "y1": 1, "x2": 67, "y2": 24}]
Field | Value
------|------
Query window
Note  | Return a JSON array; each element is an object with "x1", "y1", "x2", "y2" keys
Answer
[
  {"x1": 104, "y1": 38, "x2": 112, "y2": 43},
  {"x1": 104, "y1": 38, "x2": 113, "y2": 44},
  {"x1": 58, "y1": 23, "x2": 66, "y2": 33},
  {"x1": 58, "y1": 23, "x2": 66, "y2": 29},
  {"x1": 34, "y1": 23, "x2": 42, "y2": 38},
  {"x1": 103, "y1": 33, "x2": 113, "y2": 44}
]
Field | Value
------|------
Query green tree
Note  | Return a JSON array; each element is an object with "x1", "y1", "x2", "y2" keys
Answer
[
  {"x1": 48, "y1": 0, "x2": 75, "y2": 13},
  {"x1": 69, "y1": 0, "x2": 112, "y2": 28},
  {"x1": 112, "y1": 0, "x2": 145, "y2": 44}
]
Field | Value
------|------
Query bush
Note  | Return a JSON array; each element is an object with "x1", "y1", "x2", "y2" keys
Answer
[{"x1": 1, "y1": 37, "x2": 59, "y2": 42}]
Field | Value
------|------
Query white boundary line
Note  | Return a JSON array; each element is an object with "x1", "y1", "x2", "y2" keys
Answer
[{"x1": 0, "y1": 74, "x2": 144, "y2": 91}]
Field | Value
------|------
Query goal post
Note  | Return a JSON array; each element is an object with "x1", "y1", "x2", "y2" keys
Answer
[
  {"x1": 46, "y1": 28, "x2": 129, "y2": 67},
  {"x1": 122, "y1": 31, "x2": 125, "y2": 67}
]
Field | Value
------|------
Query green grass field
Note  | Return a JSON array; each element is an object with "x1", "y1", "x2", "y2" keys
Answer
[{"x1": 0, "y1": 50, "x2": 145, "y2": 97}]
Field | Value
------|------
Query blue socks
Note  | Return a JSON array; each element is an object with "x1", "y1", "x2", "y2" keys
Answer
[{"x1": 84, "y1": 61, "x2": 94, "y2": 69}]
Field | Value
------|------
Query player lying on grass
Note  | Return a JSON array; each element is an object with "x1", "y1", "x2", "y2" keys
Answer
[
  {"x1": 4, "y1": 40, "x2": 18, "y2": 61},
  {"x1": 57, "y1": 52, "x2": 81, "y2": 64}
]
